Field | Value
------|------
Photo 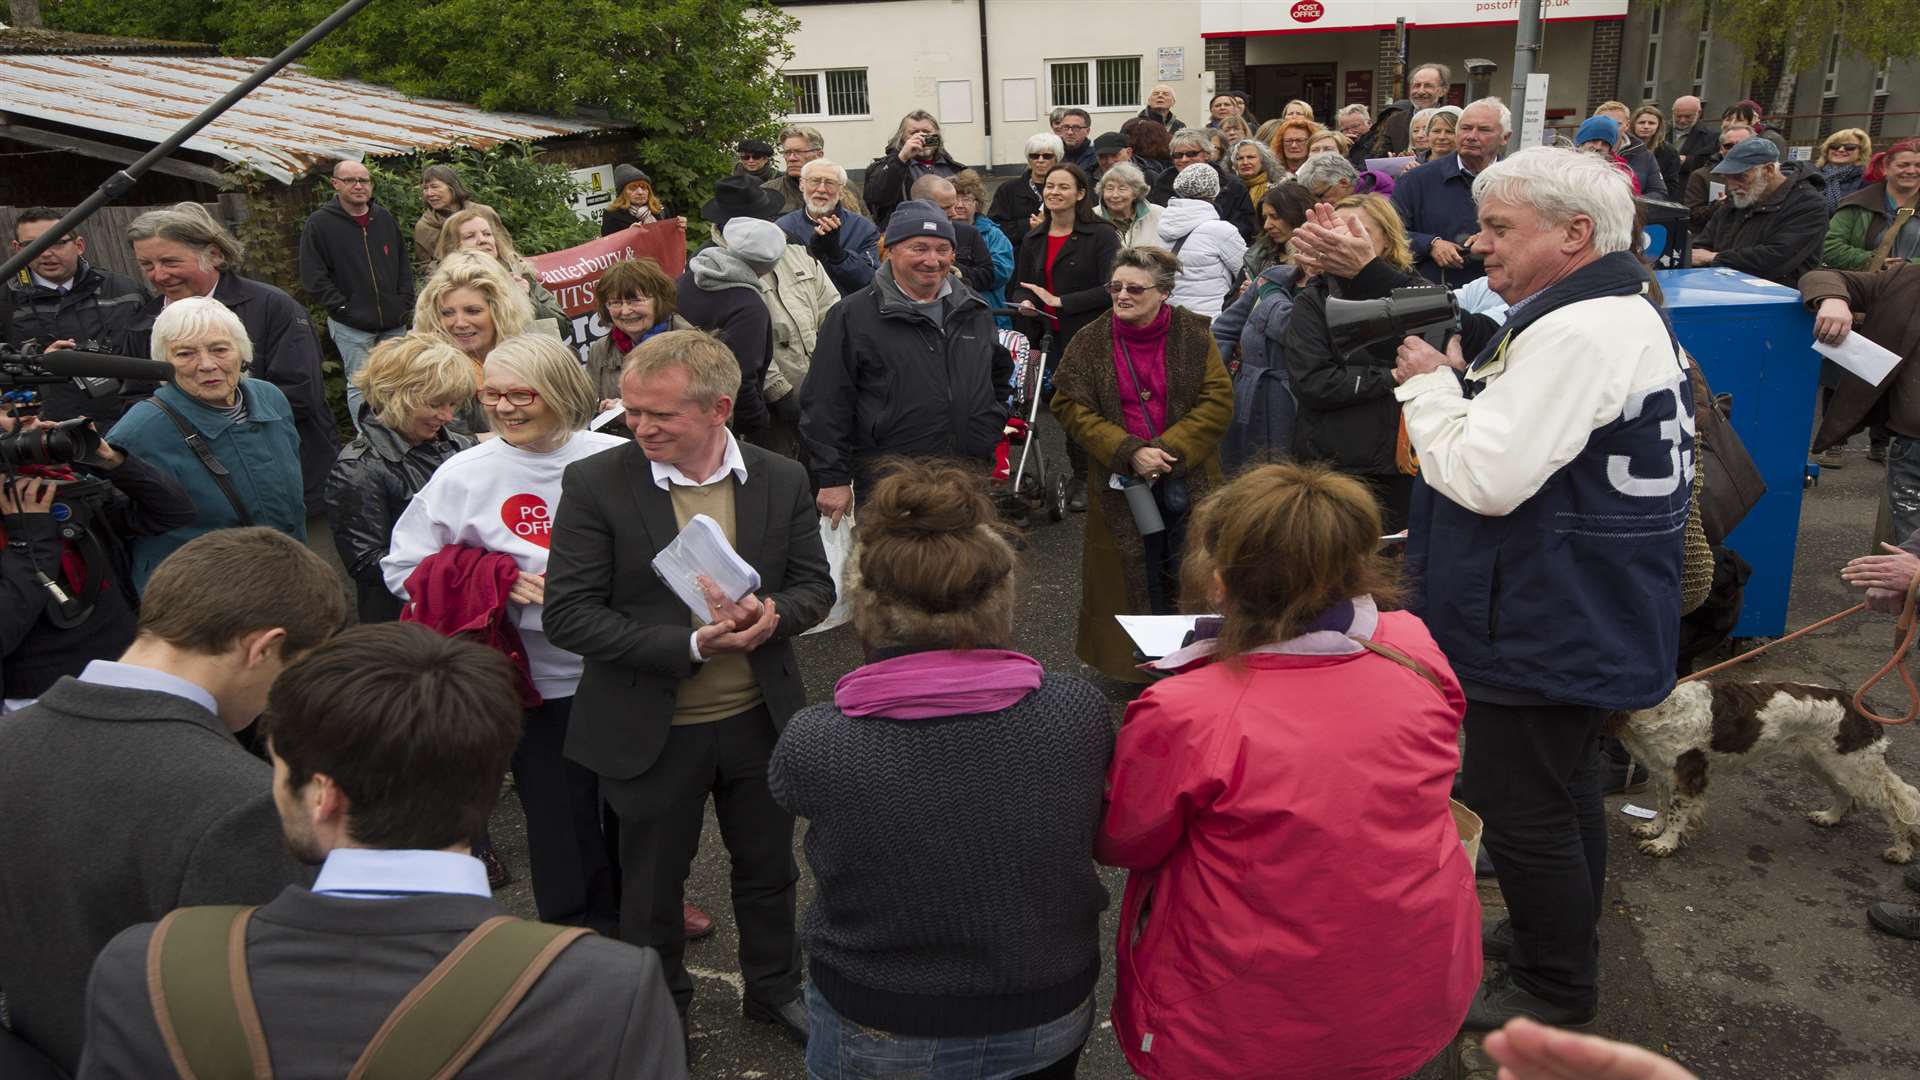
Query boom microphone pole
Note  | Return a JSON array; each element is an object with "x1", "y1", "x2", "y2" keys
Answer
[{"x1": 0, "y1": 0, "x2": 378, "y2": 284}]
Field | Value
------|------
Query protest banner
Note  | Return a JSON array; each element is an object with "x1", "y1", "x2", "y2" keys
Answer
[{"x1": 525, "y1": 218, "x2": 688, "y2": 359}]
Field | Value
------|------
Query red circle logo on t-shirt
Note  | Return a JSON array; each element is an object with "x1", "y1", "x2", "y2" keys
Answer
[
  {"x1": 1291, "y1": 0, "x2": 1325, "y2": 21},
  {"x1": 501, "y1": 493, "x2": 552, "y2": 548}
]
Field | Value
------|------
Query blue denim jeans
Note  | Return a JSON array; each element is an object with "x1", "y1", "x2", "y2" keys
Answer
[
  {"x1": 328, "y1": 319, "x2": 406, "y2": 430},
  {"x1": 804, "y1": 985, "x2": 1091, "y2": 1080},
  {"x1": 1887, "y1": 436, "x2": 1920, "y2": 545}
]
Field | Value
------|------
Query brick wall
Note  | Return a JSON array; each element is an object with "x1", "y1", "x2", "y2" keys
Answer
[
  {"x1": 1587, "y1": 20, "x2": 1622, "y2": 114},
  {"x1": 1377, "y1": 29, "x2": 1401, "y2": 108},
  {"x1": 1204, "y1": 36, "x2": 1246, "y2": 93}
]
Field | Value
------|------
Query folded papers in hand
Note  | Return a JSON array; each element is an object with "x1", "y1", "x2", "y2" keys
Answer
[{"x1": 652, "y1": 514, "x2": 761, "y2": 617}]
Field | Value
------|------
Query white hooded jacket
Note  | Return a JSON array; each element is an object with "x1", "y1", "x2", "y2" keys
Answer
[{"x1": 1157, "y1": 197, "x2": 1248, "y2": 318}]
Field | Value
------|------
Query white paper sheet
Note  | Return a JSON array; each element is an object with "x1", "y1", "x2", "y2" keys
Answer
[
  {"x1": 651, "y1": 514, "x2": 761, "y2": 617},
  {"x1": 1115, "y1": 615, "x2": 1203, "y2": 659},
  {"x1": 1815, "y1": 332, "x2": 1902, "y2": 388}
]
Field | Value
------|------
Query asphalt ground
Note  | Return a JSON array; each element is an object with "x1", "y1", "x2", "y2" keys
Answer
[{"x1": 312, "y1": 419, "x2": 1920, "y2": 1079}]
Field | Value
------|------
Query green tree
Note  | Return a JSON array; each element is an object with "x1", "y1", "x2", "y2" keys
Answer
[
  {"x1": 44, "y1": 0, "x2": 799, "y2": 224},
  {"x1": 1656, "y1": 0, "x2": 1916, "y2": 90}
]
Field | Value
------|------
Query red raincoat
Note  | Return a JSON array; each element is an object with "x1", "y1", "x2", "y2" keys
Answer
[{"x1": 1097, "y1": 609, "x2": 1480, "y2": 1079}]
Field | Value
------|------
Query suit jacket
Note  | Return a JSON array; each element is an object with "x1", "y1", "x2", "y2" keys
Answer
[
  {"x1": 0, "y1": 678, "x2": 307, "y2": 1071},
  {"x1": 77, "y1": 889, "x2": 687, "y2": 1079},
  {"x1": 1673, "y1": 124, "x2": 1719, "y2": 177},
  {"x1": 543, "y1": 441, "x2": 834, "y2": 781}
]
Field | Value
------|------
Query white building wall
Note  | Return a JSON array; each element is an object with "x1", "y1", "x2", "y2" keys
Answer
[{"x1": 777, "y1": 0, "x2": 1208, "y2": 174}]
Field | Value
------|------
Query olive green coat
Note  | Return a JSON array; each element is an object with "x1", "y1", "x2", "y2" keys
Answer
[{"x1": 1050, "y1": 307, "x2": 1234, "y2": 682}]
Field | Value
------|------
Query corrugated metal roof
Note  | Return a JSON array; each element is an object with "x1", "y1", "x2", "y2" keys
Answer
[
  {"x1": 0, "y1": 54, "x2": 621, "y2": 183},
  {"x1": 0, "y1": 27, "x2": 215, "y2": 56}
]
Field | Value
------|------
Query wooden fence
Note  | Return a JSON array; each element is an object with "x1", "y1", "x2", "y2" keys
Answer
[{"x1": 1, "y1": 195, "x2": 249, "y2": 285}]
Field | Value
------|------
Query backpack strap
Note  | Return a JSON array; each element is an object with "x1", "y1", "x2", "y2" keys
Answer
[
  {"x1": 1351, "y1": 636, "x2": 1448, "y2": 701},
  {"x1": 147, "y1": 906, "x2": 271, "y2": 1080},
  {"x1": 146, "y1": 395, "x2": 255, "y2": 527},
  {"x1": 346, "y1": 917, "x2": 592, "y2": 1080}
]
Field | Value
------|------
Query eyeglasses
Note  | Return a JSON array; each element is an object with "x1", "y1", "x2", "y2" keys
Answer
[
  {"x1": 1172, "y1": 150, "x2": 1209, "y2": 162},
  {"x1": 605, "y1": 297, "x2": 651, "y2": 310},
  {"x1": 478, "y1": 387, "x2": 540, "y2": 407},
  {"x1": 799, "y1": 177, "x2": 842, "y2": 189},
  {"x1": 1829, "y1": 144, "x2": 1862, "y2": 153},
  {"x1": 1027, "y1": 152, "x2": 1057, "y2": 161},
  {"x1": 1104, "y1": 281, "x2": 1156, "y2": 296},
  {"x1": 1058, "y1": 122, "x2": 1089, "y2": 132},
  {"x1": 782, "y1": 147, "x2": 822, "y2": 159},
  {"x1": 334, "y1": 178, "x2": 372, "y2": 187}
]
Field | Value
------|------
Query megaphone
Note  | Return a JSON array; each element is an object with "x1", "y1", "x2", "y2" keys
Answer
[{"x1": 1324, "y1": 285, "x2": 1460, "y2": 358}]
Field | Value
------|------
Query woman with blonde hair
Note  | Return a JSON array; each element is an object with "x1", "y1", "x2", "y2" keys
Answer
[
  {"x1": 326, "y1": 333, "x2": 479, "y2": 623},
  {"x1": 1282, "y1": 193, "x2": 1420, "y2": 530},
  {"x1": 601, "y1": 164, "x2": 668, "y2": 235},
  {"x1": 414, "y1": 250, "x2": 534, "y2": 430},
  {"x1": 1099, "y1": 462, "x2": 1477, "y2": 1080},
  {"x1": 1628, "y1": 105, "x2": 1683, "y2": 198},
  {"x1": 1816, "y1": 127, "x2": 1874, "y2": 214},
  {"x1": 434, "y1": 205, "x2": 567, "y2": 327},
  {"x1": 1307, "y1": 128, "x2": 1351, "y2": 160},
  {"x1": 414, "y1": 163, "x2": 492, "y2": 269},
  {"x1": 1282, "y1": 99, "x2": 1316, "y2": 125},
  {"x1": 382, "y1": 332, "x2": 625, "y2": 932},
  {"x1": 1269, "y1": 117, "x2": 1316, "y2": 175},
  {"x1": 770, "y1": 461, "x2": 1111, "y2": 1080}
]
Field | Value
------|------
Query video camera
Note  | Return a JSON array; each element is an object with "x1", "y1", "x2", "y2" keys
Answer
[
  {"x1": 0, "y1": 343, "x2": 171, "y2": 467},
  {"x1": 1324, "y1": 285, "x2": 1461, "y2": 357}
]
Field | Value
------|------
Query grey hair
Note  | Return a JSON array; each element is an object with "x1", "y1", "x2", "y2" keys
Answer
[
  {"x1": 1050, "y1": 106, "x2": 1091, "y2": 126},
  {"x1": 151, "y1": 295, "x2": 254, "y2": 373},
  {"x1": 1410, "y1": 62, "x2": 1453, "y2": 86},
  {"x1": 127, "y1": 203, "x2": 245, "y2": 270},
  {"x1": 800, "y1": 157, "x2": 849, "y2": 186},
  {"x1": 778, "y1": 124, "x2": 824, "y2": 151},
  {"x1": 1295, "y1": 153, "x2": 1359, "y2": 188},
  {"x1": 1472, "y1": 146, "x2": 1635, "y2": 255},
  {"x1": 910, "y1": 174, "x2": 956, "y2": 199},
  {"x1": 1024, "y1": 132, "x2": 1065, "y2": 158},
  {"x1": 1110, "y1": 246, "x2": 1179, "y2": 292},
  {"x1": 1099, "y1": 162, "x2": 1150, "y2": 202},
  {"x1": 1463, "y1": 96, "x2": 1513, "y2": 135},
  {"x1": 890, "y1": 110, "x2": 939, "y2": 150},
  {"x1": 1336, "y1": 103, "x2": 1372, "y2": 125},
  {"x1": 1429, "y1": 105, "x2": 1465, "y2": 128},
  {"x1": 1229, "y1": 139, "x2": 1284, "y2": 183},
  {"x1": 1169, "y1": 128, "x2": 1214, "y2": 156},
  {"x1": 1410, "y1": 108, "x2": 1436, "y2": 133}
]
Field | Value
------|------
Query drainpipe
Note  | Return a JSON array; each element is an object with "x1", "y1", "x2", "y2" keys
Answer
[
  {"x1": 978, "y1": 0, "x2": 994, "y2": 171},
  {"x1": 1509, "y1": 0, "x2": 1542, "y2": 138}
]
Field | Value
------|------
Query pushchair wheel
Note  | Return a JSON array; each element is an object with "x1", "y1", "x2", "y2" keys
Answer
[{"x1": 1047, "y1": 474, "x2": 1069, "y2": 522}]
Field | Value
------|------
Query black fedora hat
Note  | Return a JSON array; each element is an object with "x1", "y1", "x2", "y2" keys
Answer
[{"x1": 701, "y1": 174, "x2": 786, "y2": 227}]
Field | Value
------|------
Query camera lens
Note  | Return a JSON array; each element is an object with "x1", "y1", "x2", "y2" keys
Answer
[{"x1": 0, "y1": 418, "x2": 99, "y2": 469}]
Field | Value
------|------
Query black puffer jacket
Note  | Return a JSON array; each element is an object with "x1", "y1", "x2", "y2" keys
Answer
[
  {"x1": 800, "y1": 266, "x2": 1012, "y2": 491},
  {"x1": 1283, "y1": 272, "x2": 1404, "y2": 477},
  {"x1": 325, "y1": 412, "x2": 473, "y2": 623},
  {"x1": 1147, "y1": 162, "x2": 1258, "y2": 242}
]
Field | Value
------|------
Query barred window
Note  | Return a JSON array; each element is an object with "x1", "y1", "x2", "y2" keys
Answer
[
  {"x1": 782, "y1": 69, "x2": 870, "y2": 119},
  {"x1": 1048, "y1": 56, "x2": 1141, "y2": 111}
]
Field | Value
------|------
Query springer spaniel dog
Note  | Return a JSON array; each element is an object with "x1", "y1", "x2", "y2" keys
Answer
[{"x1": 1610, "y1": 680, "x2": 1920, "y2": 863}]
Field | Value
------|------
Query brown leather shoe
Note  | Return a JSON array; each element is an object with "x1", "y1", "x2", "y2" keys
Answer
[{"x1": 684, "y1": 903, "x2": 716, "y2": 940}]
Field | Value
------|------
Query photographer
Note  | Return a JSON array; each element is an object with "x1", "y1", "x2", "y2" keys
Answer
[
  {"x1": 862, "y1": 111, "x2": 965, "y2": 229},
  {"x1": 1, "y1": 406, "x2": 194, "y2": 711},
  {"x1": 5, "y1": 208, "x2": 146, "y2": 426}
]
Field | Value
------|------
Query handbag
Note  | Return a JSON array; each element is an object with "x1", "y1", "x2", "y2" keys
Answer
[
  {"x1": 1684, "y1": 359, "x2": 1765, "y2": 546},
  {"x1": 1115, "y1": 336, "x2": 1191, "y2": 516},
  {"x1": 1866, "y1": 206, "x2": 1915, "y2": 273}
]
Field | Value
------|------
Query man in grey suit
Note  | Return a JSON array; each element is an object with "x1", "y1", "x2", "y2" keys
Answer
[
  {"x1": 545, "y1": 328, "x2": 833, "y2": 1046},
  {"x1": 0, "y1": 528, "x2": 344, "y2": 1072},
  {"x1": 77, "y1": 622, "x2": 688, "y2": 1077}
]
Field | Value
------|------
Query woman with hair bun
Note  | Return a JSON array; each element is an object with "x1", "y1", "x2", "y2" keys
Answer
[
  {"x1": 1098, "y1": 462, "x2": 1479, "y2": 1080},
  {"x1": 770, "y1": 460, "x2": 1112, "y2": 1080}
]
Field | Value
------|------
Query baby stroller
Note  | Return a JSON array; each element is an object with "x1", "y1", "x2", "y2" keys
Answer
[{"x1": 988, "y1": 308, "x2": 1068, "y2": 528}]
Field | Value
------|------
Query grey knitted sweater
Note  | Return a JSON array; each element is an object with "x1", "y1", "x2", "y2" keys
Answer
[{"x1": 768, "y1": 669, "x2": 1113, "y2": 1037}]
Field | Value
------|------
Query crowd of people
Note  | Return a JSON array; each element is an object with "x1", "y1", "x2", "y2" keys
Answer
[{"x1": 3, "y1": 60, "x2": 1917, "y2": 1079}]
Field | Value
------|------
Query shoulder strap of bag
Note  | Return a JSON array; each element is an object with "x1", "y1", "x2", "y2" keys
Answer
[
  {"x1": 1866, "y1": 206, "x2": 1915, "y2": 273},
  {"x1": 346, "y1": 917, "x2": 592, "y2": 1080},
  {"x1": 1351, "y1": 636, "x2": 1448, "y2": 701},
  {"x1": 147, "y1": 395, "x2": 254, "y2": 527},
  {"x1": 1169, "y1": 232, "x2": 1189, "y2": 258},
  {"x1": 148, "y1": 905, "x2": 272, "y2": 1080}
]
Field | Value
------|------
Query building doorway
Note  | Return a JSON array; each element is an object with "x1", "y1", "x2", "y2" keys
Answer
[{"x1": 1248, "y1": 62, "x2": 1337, "y2": 126}]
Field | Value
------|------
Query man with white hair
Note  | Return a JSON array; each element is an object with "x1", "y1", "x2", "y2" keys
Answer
[
  {"x1": 775, "y1": 158, "x2": 878, "y2": 297},
  {"x1": 1668, "y1": 94, "x2": 1718, "y2": 177},
  {"x1": 1138, "y1": 83, "x2": 1185, "y2": 133},
  {"x1": 1294, "y1": 153, "x2": 1360, "y2": 203},
  {"x1": 1691, "y1": 137, "x2": 1829, "y2": 286},
  {"x1": 1390, "y1": 96, "x2": 1509, "y2": 285},
  {"x1": 1378, "y1": 146, "x2": 1691, "y2": 1029}
]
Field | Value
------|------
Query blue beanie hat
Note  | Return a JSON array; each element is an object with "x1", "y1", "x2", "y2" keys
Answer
[
  {"x1": 1575, "y1": 115, "x2": 1620, "y2": 148},
  {"x1": 883, "y1": 199, "x2": 957, "y2": 246}
]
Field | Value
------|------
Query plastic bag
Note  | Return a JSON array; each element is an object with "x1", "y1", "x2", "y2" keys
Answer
[{"x1": 803, "y1": 513, "x2": 855, "y2": 636}]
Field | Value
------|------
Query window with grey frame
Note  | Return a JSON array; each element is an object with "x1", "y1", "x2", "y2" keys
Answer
[
  {"x1": 783, "y1": 68, "x2": 871, "y2": 118},
  {"x1": 1048, "y1": 56, "x2": 1142, "y2": 110}
]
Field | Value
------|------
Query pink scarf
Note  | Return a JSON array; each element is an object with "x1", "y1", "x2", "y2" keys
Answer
[{"x1": 833, "y1": 649, "x2": 1044, "y2": 719}]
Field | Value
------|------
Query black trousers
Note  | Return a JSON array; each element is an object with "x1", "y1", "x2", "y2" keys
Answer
[
  {"x1": 1459, "y1": 699, "x2": 1607, "y2": 1012},
  {"x1": 512, "y1": 696, "x2": 619, "y2": 933},
  {"x1": 602, "y1": 704, "x2": 800, "y2": 1014},
  {"x1": 1142, "y1": 503, "x2": 1190, "y2": 615}
]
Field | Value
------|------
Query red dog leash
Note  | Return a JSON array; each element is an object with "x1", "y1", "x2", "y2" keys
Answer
[{"x1": 1677, "y1": 578, "x2": 1920, "y2": 725}]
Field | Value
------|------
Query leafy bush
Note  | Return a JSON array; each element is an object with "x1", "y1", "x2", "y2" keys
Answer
[{"x1": 363, "y1": 141, "x2": 598, "y2": 258}]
